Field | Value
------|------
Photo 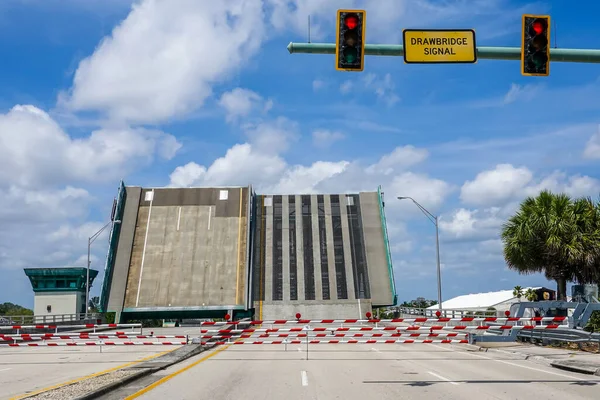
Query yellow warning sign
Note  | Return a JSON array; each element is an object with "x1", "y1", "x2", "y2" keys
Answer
[{"x1": 403, "y1": 29, "x2": 477, "y2": 64}]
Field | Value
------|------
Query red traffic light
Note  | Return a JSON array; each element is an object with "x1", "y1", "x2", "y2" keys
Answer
[
  {"x1": 224, "y1": 313, "x2": 231, "y2": 321},
  {"x1": 344, "y1": 14, "x2": 358, "y2": 29},
  {"x1": 435, "y1": 311, "x2": 441, "y2": 318},
  {"x1": 295, "y1": 313, "x2": 301, "y2": 319},
  {"x1": 505, "y1": 310, "x2": 510, "y2": 317},
  {"x1": 532, "y1": 18, "x2": 546, "y2": 35},
  {"x1": 366, "y1": 312, "x2": 372, "y2": 319}
]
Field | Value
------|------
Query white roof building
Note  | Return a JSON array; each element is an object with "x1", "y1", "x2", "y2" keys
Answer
[{"x1": 427, "y1": 287, "x2": 550, "y2": 312}]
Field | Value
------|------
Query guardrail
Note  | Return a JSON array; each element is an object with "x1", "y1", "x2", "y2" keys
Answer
[
  {"x1": 395, "y1": 307, "x2": 497, "y2": 318},
  {"x1": 0, "y1": 313, "x2": 101, "y2": 325}
]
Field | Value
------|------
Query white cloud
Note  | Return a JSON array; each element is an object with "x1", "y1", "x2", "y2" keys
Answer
[
  {"x1": 312, "y1": 129, "x2": 345, "y2": 148},
  {"x1": 340, "y1": 74, "x2": 399, "y2": 106},
  {"x1": 63, "y1": 0, "x2": 267, "y2": 124},
  {"x1": 219, "y1": 88, "x2": 272, "y2": 122},
  {"x1": 0, "y1": 186, "x2": 100, "y2": 272},
  {"x1": 312, "y1": 79, "x2": 326, "y2": 91},
  {"x1": 439, "y1": 207, "x2": 504, "y2": 241},
  {"x1": 460, "y1": 164, "x2": 533, "y2": 206},
  {"x1": 363, "y1": 73, "x2": 400, "y2": 107},
  {"x1": 583, "y1": 126, "x2": 600, "y2": 159},
  {"x1": 366, "y1": 145, "x2": 428, "y2": 175},
  {"x1": 461, "y1": 164, "x2": 600, "y2": 208},
  {"x1": 170, "y1": 144, "x2": 288, "y2": 188},
  {"x1": 242, "y1": 117, "x2": 299, "y2": 155},
  {"x1": 340, "y1": 80, "x2": 353, "y2": 94},
  {"x1": 0, "y1": 105, "x2": 180, "y2": 188},
  {"x1": 169, "y1": 137, "x2": 451, "y2": 215},
  {"x1": 0, "y1": 186, "x2": 91, "y2": 224},
  {"x1": 389, "y1": 172, "x2": 453, "y2": 212},
  {"x1": 503, "y1": 83, "x2": 540, "y2": 104},
  {"x1": 267, "y1": 0, "x2": 528, "y2": 43}
]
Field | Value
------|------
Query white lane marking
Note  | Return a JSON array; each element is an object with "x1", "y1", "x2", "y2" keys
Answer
[
  {"x1": 371, "y1": 347, "x2": 381, "y2": 353},
  {"x1": 428, "y1": 371, "x2": 459, "y2": 385},
  {"x1": 297, "y1": 348, "x2": 302, "y2": 352},
  {"x1": 429, "y1": 343, "x2": 456, "y2": 352},
  {"x1": 301, "y1": 371, "x2": 308, "y2": 386},
  {"x1": 177, "y1": 206, "x2": 181, "y2": 231},
  {"x1": 461, "y1": 348, "x2": 590, "y2": 381},
  {"x1": 0, "y1": 368, "x2": 11, "y2": 372},
  {"x1": 207, "y1": 206, "x2": 212, "y2": 230}
]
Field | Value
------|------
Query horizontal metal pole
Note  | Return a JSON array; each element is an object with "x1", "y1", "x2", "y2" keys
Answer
[{"x1": 287, "y1": 42, "x2": 600, "y2": 63}]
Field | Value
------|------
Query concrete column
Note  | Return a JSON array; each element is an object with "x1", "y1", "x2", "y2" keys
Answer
[
  {"x1": 282, "y1": 196, "x2": 290, "y2": 302},
  {"x1": 295, "y1": 196, "x2": 305, "y2": 301},
  {"x1": 311, "y1": 195, "x2": 323, "y2": 301},
  {"x1": 264, "y1": 197, "x2": 273, "y2": 302},
  {"x1": 324, "y1": 195, "x2": 338, "y2": 300},
  {"x1": 339, "y1": 198, "x2": 356, "y2": 301}
]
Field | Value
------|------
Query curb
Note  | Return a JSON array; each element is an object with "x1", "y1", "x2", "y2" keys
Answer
[
  {"x1": 455, "y1": 343, "x2": 486, "y2": 352},
  {"x1": 72, "y1": 367, "x2": 161, "y2": 400},
  {"x1": 72, "y1": 343, "x2": 217, "y2": 400},
  {"x1": 80, "y1": 343, "x2": 216, "y2": 399},
  {"x1": 550, "y1": 361, "x2": 600, "y2": 376},
  {"x1": 488, "y1": 348, "x2": 600, "y2": 375}
]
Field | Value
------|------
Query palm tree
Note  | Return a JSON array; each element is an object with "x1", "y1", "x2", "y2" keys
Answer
[
  {"x1": 513, "y1": 286, "x2": 524, "y2": 301},
  {"x1": 570, "y1": 197, "x2": 600, "y2": 285},
  {"x1": 502, "y1": 191, "x2": 586, "y2": 300},
  {"x1": 524, "y1": 288, "x2": 538, "y2": 302}
]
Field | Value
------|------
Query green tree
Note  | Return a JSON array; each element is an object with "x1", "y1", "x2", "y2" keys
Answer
[
  {"x1": 0, "y1": 302, "x2": 33, "y2": 316},
  {"x1": 585, "y1": 311, "x2": 600, "y2": 333},
  {"x1": 502, "y1": 191, "x2": 600, "y2": 300},
  {"x1": 524, "y1": 288, "x2": 538, "y2": 302},
  {"x1": 513, "y1": 286, "x2": 524, "y2": 300}
]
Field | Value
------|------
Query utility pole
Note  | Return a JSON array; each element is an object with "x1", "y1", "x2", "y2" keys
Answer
[
  {"x1": 398, "y1": 197, "x2": 443, "y2": 310},
  {"x1": 86, "y1": 220, "x2": 121, "y2": 319}
]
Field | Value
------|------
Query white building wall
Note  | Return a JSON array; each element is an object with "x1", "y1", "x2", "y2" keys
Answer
[
  {"x1": 34, "y1": 292, "x2": 84, "y2": 316},
  {"x1": 490, "y1": 299, "x2": 515, "y2": 313}
]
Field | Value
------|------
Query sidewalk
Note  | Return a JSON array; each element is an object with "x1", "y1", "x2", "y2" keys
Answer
[{"x1": 462, "y1": 343, "x2": 600, "y2": 376}]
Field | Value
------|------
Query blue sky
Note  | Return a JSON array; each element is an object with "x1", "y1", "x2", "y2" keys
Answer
[{"x1": 1, "y1": 0, "x2": 600, "y2": 310}]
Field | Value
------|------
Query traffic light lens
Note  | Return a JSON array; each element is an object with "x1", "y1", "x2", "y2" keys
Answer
[
  {"x1": 531, "y1": 52, "x2": 548, "y2": 67},
  {"x1": 343, "y1": 47, "x2": 358, "y2": 63},
  {"x1": 531, "y1": 34, "x2": 548, "y2": 50},
  {"x1": 344, "y1": 15, "x2": 358, "y2": 29},
  {"x1": 344, "y1": 30, "x2": 358, "y2": 46},
  {"x1": 532, "y1": 21, "x2": 544, "y2": 35}
]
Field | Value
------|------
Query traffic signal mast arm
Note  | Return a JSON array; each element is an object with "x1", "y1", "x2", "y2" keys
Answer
[{"x1": 288, "y1": 42, "x2": 600, "y2": 63}]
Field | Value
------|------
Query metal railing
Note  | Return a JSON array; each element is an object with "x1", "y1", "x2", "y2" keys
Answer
[
  {"x1": 0, "y1": 313, "x2": 101, "y2": 325},
  {"x1": 395, "y1": 307, "x2": 495, "y2": 318}
]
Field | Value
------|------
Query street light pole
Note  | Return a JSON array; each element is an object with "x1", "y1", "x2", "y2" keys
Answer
[
  {"x1": 86, "y1": 220, "x2": 120, "y2": 319},
  {"x1": 398, "y1": 197, "x2": 443, "y2": 310}
]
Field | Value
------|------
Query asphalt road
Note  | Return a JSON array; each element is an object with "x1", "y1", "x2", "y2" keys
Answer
[
  {"x1": 106, "y1": 343, "x2": 600, "y2": 400},
  {"x1": 0, "y1": 345, "x2": 182, "y2": 400}
]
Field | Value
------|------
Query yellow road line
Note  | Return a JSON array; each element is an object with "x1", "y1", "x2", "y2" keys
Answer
[
  {"x1": 125, "y1": 344, "x2": 232, "y2": 399},
  {"x1": 9, "y1": 349, "x2": 174, "y2": 400},
  {"x1": 236, "y1": 187, "x2": 243, "y2": 305}
]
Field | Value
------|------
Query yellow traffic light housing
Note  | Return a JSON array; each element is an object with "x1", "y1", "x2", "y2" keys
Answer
[
  {"x1": 521, "y1": 14, "x2": 551, "y2": 76},
  {"x1": 335, "y1": 10, "x2": 366, "y2": 72}
]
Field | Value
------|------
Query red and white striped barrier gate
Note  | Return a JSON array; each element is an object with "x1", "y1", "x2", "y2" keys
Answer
[
  {"x1": 0, "y1": 333, "x2": 186, "y2": 340},
  {"x1": 0, "y1": 341, "x2": 187, "y2": 347},
  {"x1": 202, "y1": 339, "x2": 469, "y2": 345},
  {"x1": 200, "y1": 316, "x2": 567, "y2": 326},
  {"x1": 199, "y1": 332, "x2": 467, "y2": 339},
  {"x1": 0, "y1": 323, "x2": 142, "y2": 334},
  {"x1": 199, "y1": 324, "x2": 569, "y2": 335}
]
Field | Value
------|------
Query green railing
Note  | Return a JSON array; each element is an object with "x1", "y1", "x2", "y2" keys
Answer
[
  {"x1": 377, "y1": 186, "x2": 397, "y2": 304},
  {"x1": 100, "y1": 180, "x2": 126, "y2": 312}
]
